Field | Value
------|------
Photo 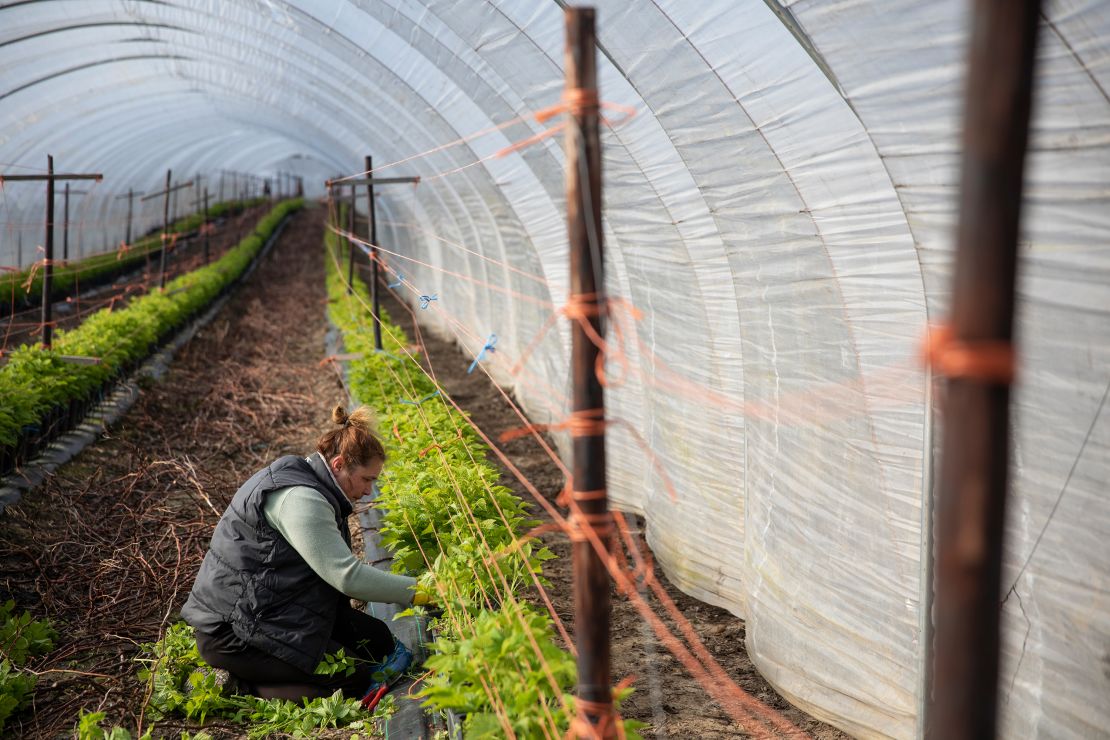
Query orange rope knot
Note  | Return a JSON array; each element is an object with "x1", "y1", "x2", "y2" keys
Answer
[
  {"x1": 567, "y1": 511, "x2": 615, "y2": 543},
  {"x1": 499, "y1": 90, "x2": 635, "y2": 159},
  {"x1": 533, "y1": 88, "x2": 599, "y2": 125},
  {"x1": 561, "y1": 291, "x2": 608, "y2": 321},
  {"x1": 922, "y1": 323, "x2": 1016, "y2": 385},
  {"x1": 565, "y1": 408, "x2": 608, "y2": 438},
  {"x1": 571, "y1": 488, "x2": 608, "y2": 503},
  {"x1": 569, "y1": 696, "x2": 623, "y2": 740},
  {"x1": 555, "y1": 484, "x2": 608, "y2": 507},
  {"x1": 498, "y1": 408, "x2": 607, "y2": 444},
  {"x1": 562, "y1": 87, "x2": 600, "y2": 117}
]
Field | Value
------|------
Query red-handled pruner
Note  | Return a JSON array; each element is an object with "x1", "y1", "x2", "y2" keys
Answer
[{"x1": 361, "y1": 683, "x2": 388, "y2": 712}]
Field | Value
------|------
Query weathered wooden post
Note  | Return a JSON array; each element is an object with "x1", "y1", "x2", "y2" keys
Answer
[
  {"x1": 929, "y1": 1, "x2": 1042, "y2": 738},
  {"x1": 202, "y1": 187, "x2": 211, "y2": 264},
  {"x1": 44, "y1": 158, "x2": 56, "y2": 346},
  {"x1": 62, "y1": 183, "x2": 70, "y2": 261},
  {"x1": 347, "y1": 186, "x2": 356, "y2": 295},
  {"x1": 365, "y1": 155, "x2": 382, "y2": 350},
  {"x1": 114, "y1": 188, "x2": 140, "y2": 249},
  {"x1": 141, "y1": 170, "x2": 193, "y2": 289},
  {"x1": 326, "y1": 170, "x2": 418, "y2": 348},
  {"x1": 0, "y1": 156, "x2": 102, "y2": 347},
  {"x1": 565, "y1": 7, "x2": 614, "y2": 738}
]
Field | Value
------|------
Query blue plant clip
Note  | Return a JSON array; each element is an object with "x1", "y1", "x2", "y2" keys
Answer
[
  {"x1": 419, "y1": 294, "x2": 438, "y2": 309},
  {"x1": 388, "y1": 273, "x2": 404, "y2": 289},
  {"x1": 374, "y1": 348, "x2": 405, "y2": 363},
  {"x1": 467, "y1": 334, "x2": 498, "y2": 374},
  {"x1": 399, "y1": 390, "x2": 441, "y2": 406}
]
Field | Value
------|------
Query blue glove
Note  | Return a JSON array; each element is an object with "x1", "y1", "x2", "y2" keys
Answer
[{"x1": 363, "y1": 637, "x2": 414, "y2": 697}]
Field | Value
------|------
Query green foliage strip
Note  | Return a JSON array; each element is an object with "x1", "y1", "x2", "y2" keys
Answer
[
  {"x1": 323, "y1": 223, "x2": 643, "y2": 738},
  {"x1": 0, "y1": 198, "x2": 302, "y2": 452},
  {"x1": 0, "y1": 197, "x2": 269, "y2": 303}
]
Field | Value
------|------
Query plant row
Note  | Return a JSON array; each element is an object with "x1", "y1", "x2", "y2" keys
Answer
[
  {"x1": 0, "y1": 196, "x2": 270, "y2": 311},
  {"x1": 0, "y1": 600, "x2": 57, "y2": 735},
  {"x1": 0, "y1": 198, "x2": 303, "y2": 475},
  {"x1": 133, "y1": 622, "x2": 390, "y2": 739},
  {"x1": 322, "y1": 223, "x2": 641, "y2": 738}
]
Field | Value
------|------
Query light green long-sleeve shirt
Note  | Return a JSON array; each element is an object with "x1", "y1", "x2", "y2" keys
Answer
[{"x1": 262, "y1": 485, "x2": 416, "y2": 605}]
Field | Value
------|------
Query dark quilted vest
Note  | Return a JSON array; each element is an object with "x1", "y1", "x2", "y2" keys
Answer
[{"x1": 181, "y1": 453, "x2": 353, "y2": 673}]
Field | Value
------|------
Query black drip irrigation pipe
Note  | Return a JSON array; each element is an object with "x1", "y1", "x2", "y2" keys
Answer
[{"x1": 0, "y1": 213, "x2": 295, "y2": 513}]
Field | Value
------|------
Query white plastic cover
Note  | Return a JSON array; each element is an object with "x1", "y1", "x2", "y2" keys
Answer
[{"x1": 2, "y1": 2, "x2": 1107, "y2": 738}]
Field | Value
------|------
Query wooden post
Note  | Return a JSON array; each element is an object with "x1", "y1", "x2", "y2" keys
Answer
[
  {"x1": 327, "y1": 173, "x2": 417, "y2": 327},
  {"x1": 203, "y1": 187, "x2": 211, "y2": 264},
  {"x1": 141, "y1": 171, "x2": 193, "y2": 289},
  {"x1": 366, "y1": 155, "x2": 382, "y2": 350},
  {"x1": 160, "y1": 169, "x2": 172, "y2": 289},
  {"x1": 347, "y1": 186, "x2": 356, "y2": 295},
  {"x1": 565, "y1": 7, "x2": 614, "y2": 738},
  {"x1": 929, "y1": 1, "x2": 1042, "y2": 738},
  {"x1": 1, "y1": 158, "x2": 101, "y2": 347},
  {"x1": 116, "y1": 188, "x2": 136, "y2": 248},
  {"x1": 62, "y1": 182, "x2": 70, "y2": 262},
  {"x1": 43, "y1": 155, "x2": 56, "y2": 347}
]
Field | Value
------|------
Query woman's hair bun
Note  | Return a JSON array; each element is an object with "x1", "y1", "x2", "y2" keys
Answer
[{"x1": 318, "y1": 404, "x2": 385, "y2": 466}]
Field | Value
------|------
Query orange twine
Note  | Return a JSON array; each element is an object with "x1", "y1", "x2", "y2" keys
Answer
[
  {"x1": 499, "y1": 408, "x2": 608, "y2": 443},
  {"x1": 563, "y1": 291, "x2": 607, "y2": 320},
  {"x1": 497, "y1": 89, "x2": 633, "y2": 159},
  {"x1": 922, "y1": 323, "x2": 1015, "y2": 384},
  {"x1": 568, "y1": 678, "x2": 635, "y2": 740}
]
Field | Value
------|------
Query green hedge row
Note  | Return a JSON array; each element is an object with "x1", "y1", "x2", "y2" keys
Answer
[
  {"x1": 1, "y1": 197, "x2": 270, "y2": 308},
  {"x1": 0, "y1": 198, "x2": 303, "y2": 461},
  {"x1": 323, "y1": 223, "x2": 641, "y2": 739}
]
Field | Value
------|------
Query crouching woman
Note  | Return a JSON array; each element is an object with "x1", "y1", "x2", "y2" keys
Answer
[{"x1": 181, "y1": 404, "x2": 426, "y2": 701}]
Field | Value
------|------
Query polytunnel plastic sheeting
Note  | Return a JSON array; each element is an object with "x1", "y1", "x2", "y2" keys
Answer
[{"x1": 2, "y1": 2, "x2": 1109, "y2": 738}]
